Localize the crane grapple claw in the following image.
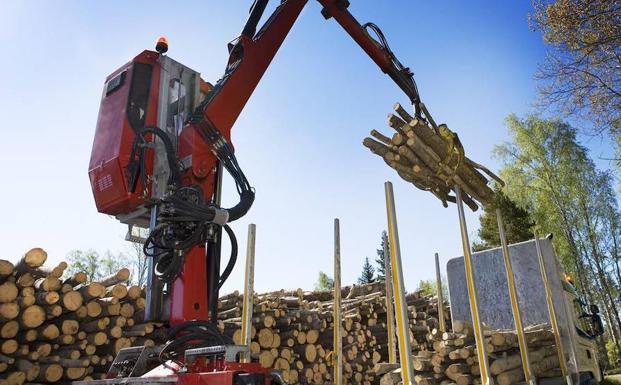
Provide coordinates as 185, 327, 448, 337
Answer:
363, 103, 503, 211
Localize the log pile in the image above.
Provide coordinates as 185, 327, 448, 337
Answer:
0, 248, 558, 385
0, 248, 563, 385
362, 103, 504, 211
217, 281, 450, 385
380, 321, 562, 385
0, 248, 450, 385
0, 249, 163, 385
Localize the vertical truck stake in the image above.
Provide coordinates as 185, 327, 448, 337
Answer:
535, 232, 574, 385
383, 231, 397, 364
455, 185, 493, 385
333, 219, 343, 385
435, 252, 446, 333
496, 210, 534, 385
384, 181, 414, 385
241, 223, 256, 363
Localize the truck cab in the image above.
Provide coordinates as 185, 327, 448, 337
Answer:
446, 238, 602, 385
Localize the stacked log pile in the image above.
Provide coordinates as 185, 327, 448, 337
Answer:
1, 248, 562, 385
381, 321, 561, 385
217, 282, 450, 385
0, 248, 449, 385
0, 248, 163, 385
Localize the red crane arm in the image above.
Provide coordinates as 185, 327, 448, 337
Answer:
198, 0, 422, 140
177, 0, 424, 325
316, 0, 421, 107
199, 0, 308, 139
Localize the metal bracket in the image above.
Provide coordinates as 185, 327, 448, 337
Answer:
108, 345, 162, 378
184, 345, 249, 363
125, 224, 148, 244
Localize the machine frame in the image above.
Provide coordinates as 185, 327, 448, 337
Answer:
88, 1, 430, 383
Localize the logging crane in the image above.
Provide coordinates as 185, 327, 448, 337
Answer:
86, 1, 429, 384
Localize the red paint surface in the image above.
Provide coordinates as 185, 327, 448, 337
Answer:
169, 245, 209, 324
91, 0, 409, 330
89, 51, 161, 215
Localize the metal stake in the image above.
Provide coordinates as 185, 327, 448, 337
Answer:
145, 206, 163, 321
496, 209, 534, 385
435, 253, 446, 333
333, 219, 343, 385
454, 185, 492, 385
384, 182, 414, 385
240, 223, 256, 363
534, 231, 573, 385
383, 231, 397, 364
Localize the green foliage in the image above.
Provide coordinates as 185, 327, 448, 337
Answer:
495, 114, 621, 362
65, 249, 129, 283
375, 231, 388, 281
314, 271, 334, 292
66, 249, 99, 282
472, 186, 534, 252
416, 279, 448, 298
101, 251, 126, 277
358, 256, 375, 284
417, 280, 435, 297
607, 339, 619, 369
601, 378, 621, 385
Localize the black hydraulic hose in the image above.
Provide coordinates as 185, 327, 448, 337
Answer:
140, 126, 182, 187
138, 119, 253, 285
362, 22, 422, 114
140, 123, 253, 223
166, 319, 228, 340
218, 224, 238, 290
242, 0, 269, 38
226, 190, 255, 222
160, 320, 233, 362
207, 233, 221, 325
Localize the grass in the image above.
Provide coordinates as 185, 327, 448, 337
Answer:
602, 377, 621, 385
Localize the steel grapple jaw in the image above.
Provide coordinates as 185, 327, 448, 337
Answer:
363, 103, 504, 211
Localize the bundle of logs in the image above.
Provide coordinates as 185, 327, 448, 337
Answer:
379, 321, 561, 385
362, 103, 504, 211
0, 248, 164, 385
216, 281, 450, 385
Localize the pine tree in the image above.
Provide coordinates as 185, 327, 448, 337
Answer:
375, 231, 389, 281
472, 185, 534, 251
358, 257, 375, 284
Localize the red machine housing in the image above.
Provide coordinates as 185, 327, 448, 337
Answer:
89, 50, 219, 325
89, 50, 161, 216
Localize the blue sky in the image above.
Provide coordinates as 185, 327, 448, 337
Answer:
0, 1, 616, 293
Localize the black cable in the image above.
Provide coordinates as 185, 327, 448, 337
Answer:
128, 126, 182, 191
186, 115, 256, 221
159, 320, 233, 363
362, 22, 422, 115
218, 224, 237, 290
127, 116, 255, 285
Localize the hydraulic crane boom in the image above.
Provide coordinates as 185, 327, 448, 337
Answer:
179, 0, 426, 327
200, 0, 422, 141
88, 1, 428, 382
